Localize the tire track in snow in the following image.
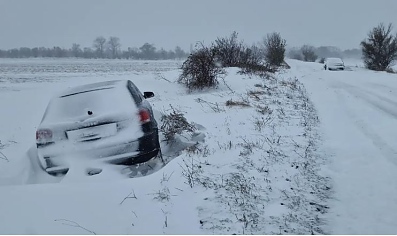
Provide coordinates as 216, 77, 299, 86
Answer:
333, 80, 397, 119
333, 84, 397, 167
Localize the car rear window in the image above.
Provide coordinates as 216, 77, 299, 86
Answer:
327, 58, 343, 63
43, 86, 136, 122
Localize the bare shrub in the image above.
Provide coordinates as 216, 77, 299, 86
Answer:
301, 45, 318, 62
195, 98, 225, 113
361, 23, 397, 71
151, 187, 171, 202
178, 43, 225, 91
180, 158, 203, 188
213, 32, 271, 74
253, 115, 273, 132
0, 141, 8, 162
160, 106, 196, 144
186, 143, 211, 157
237, 45, 267, 70
255, 104, 273, 115
238, 137, 265, 157
263, 32, 287, 67
213, 31, 244, 67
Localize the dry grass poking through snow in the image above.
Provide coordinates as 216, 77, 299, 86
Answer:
0, 141, 9, 162
172, 71, 330, 234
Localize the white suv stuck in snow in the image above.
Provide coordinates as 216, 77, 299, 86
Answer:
35, 80, 162, 175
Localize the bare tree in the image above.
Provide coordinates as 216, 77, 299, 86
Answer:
139, 43, 157, 60
175, 46, 186, 59
71, 43, 82, 57
107, 36, 121, 59
361, 23, 397, 71
301, 45, 318, 62
83, 47, 95, 58
263, 32, 287, 67
93, 36, 106, 58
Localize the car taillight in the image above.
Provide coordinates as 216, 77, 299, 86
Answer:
36, 129, 53, 141
139, 109, 151, 124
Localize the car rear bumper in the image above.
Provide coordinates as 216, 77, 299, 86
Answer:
38, 130, 160, 174
327, 65, 345, 70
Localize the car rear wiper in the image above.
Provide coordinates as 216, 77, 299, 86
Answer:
60, 87, 114, 98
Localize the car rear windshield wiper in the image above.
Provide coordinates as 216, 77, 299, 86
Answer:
60, 87, 114, 98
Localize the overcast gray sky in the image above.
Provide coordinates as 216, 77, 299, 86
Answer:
0, 0, 396, 50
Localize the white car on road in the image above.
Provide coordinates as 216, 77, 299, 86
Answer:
324, 58, 345, 70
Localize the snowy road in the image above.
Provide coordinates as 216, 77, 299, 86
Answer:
293, 62, 397, 234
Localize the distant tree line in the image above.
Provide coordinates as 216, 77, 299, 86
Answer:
287, 46, 362, 62
0, 36, 189, 60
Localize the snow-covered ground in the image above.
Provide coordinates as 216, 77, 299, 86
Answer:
0, 58, 396, 234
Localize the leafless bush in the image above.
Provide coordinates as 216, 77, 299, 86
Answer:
212, 31, 244, 67
212, 32, 264, 68
213, 32, 274, 75
195, 98, 225, 112
151, 187, 171, 202
178, 43, 225, 91
180, 158, 203, 188
253, 115, 273, 132
0, 141, 8, 162
186, 143, 211, 157
238, 137, 265, 157
301, 45, 318, 62
217, 140, 234, 151
255, 104, 273, 115
244, 44, 263, 62
160, 106, 196, 144
263, 32, 287, 67
361, 23, 397, 71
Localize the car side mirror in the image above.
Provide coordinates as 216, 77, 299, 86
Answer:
143, 91, 155, 99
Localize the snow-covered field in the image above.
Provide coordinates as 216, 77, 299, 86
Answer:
0, 58, 396, 234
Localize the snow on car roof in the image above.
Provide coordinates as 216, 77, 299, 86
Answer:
326, 57, 343, 62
